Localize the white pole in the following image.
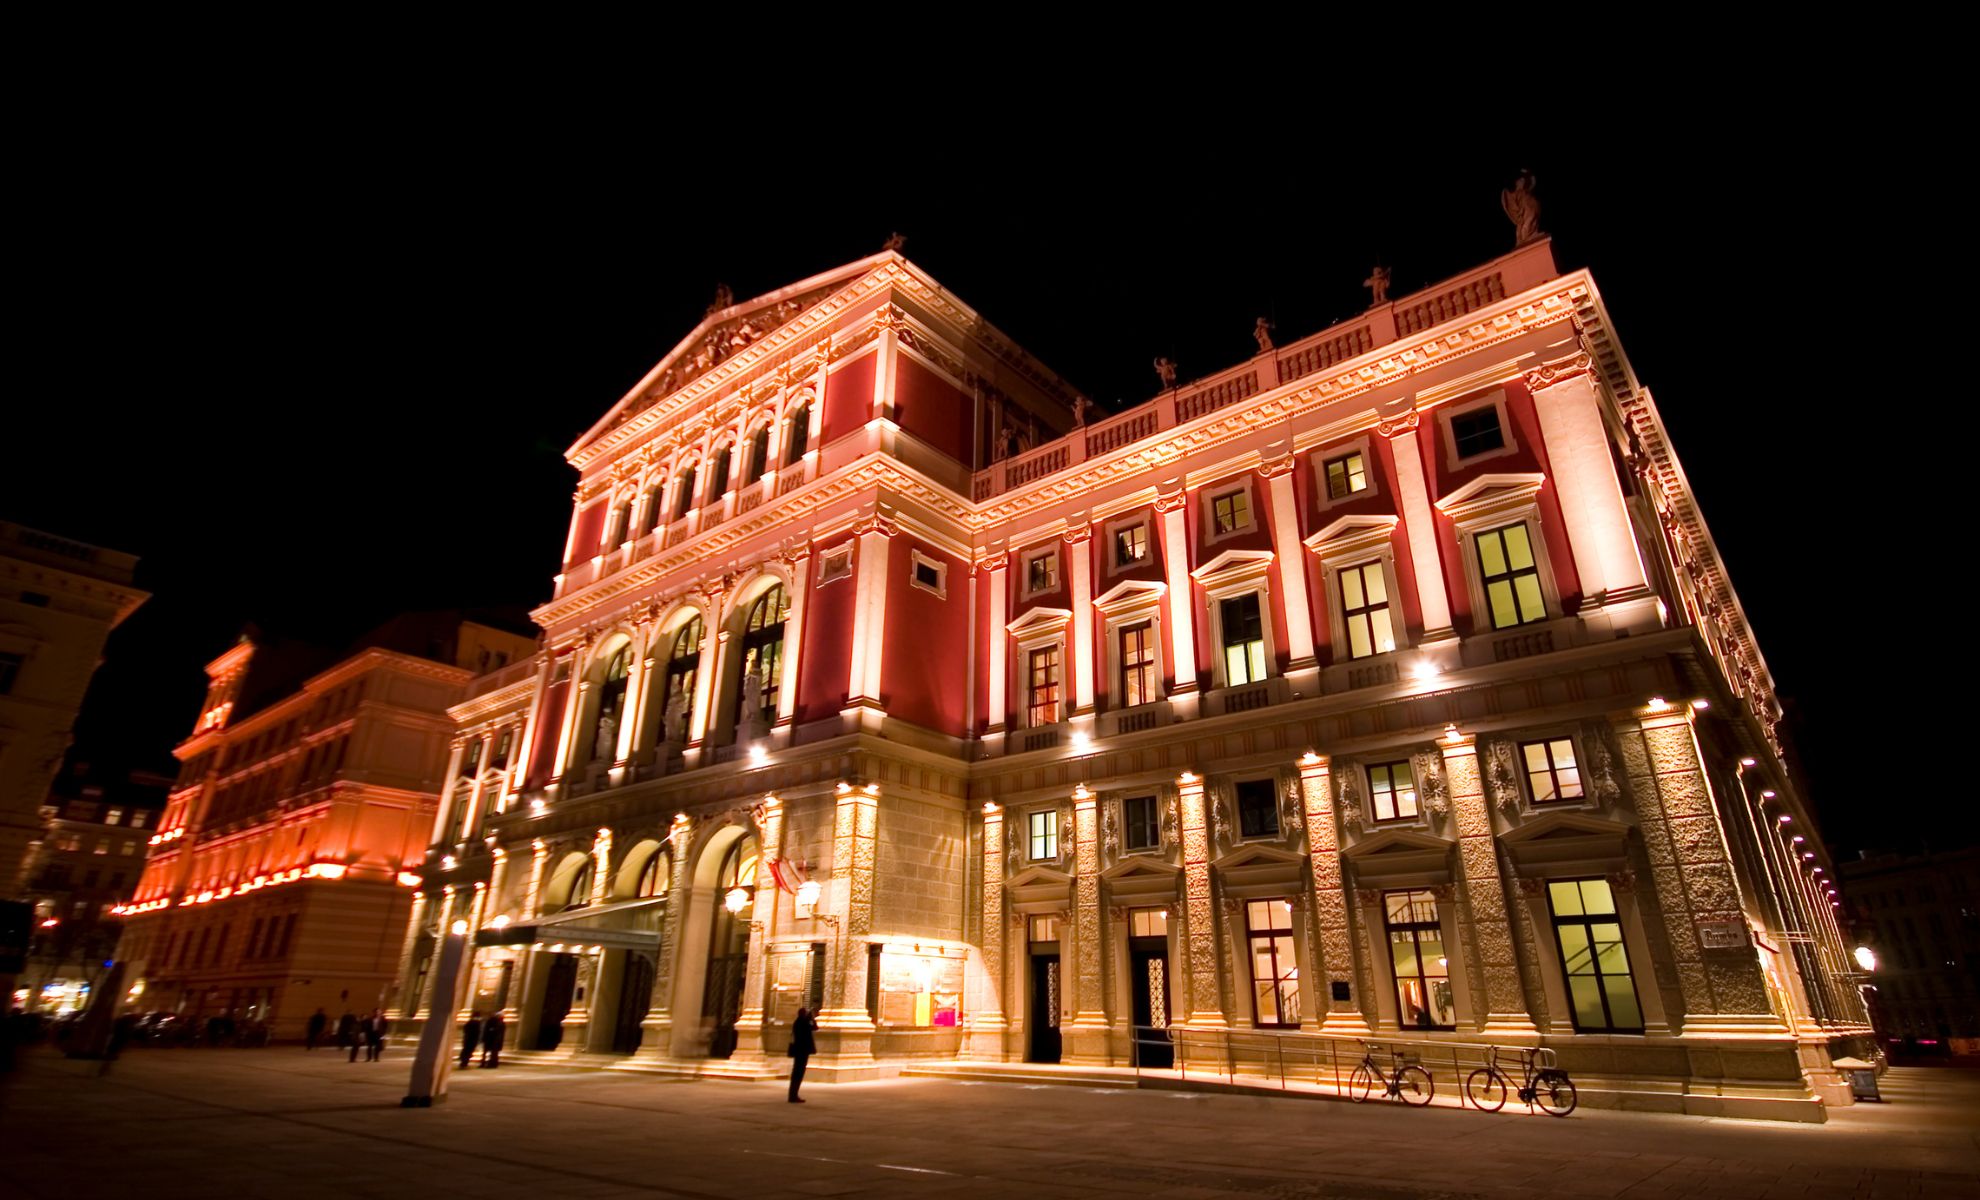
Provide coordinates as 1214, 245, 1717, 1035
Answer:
402, 924, 468, 1107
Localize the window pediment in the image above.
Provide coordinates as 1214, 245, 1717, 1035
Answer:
1434, 472, 1547, 526
1212, 842, 1304, 896
1190, 548, 1275, 593
1340, 828, 1454, 885
1006, 606, 1072, 645
1500, 810, 1631, 873
1092, 579, 1167, 615
1304, 514, 1400, 564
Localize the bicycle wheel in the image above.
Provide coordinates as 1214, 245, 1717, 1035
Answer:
1535, 1072, 1577, 1116
1395, 1064, 1435, 1106
1347, 1062, 1376, 1103
1464, 1067, 1508, 1112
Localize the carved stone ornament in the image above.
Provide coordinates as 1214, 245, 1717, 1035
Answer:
1005, 818, 1024, 877
1101, 802, 1120, 864
1581, 721, 1624, 804
1336, 770, 1365, 834
1486, 740, 1523, 815
1281, 779, 1305, 837
1414, 752, 1449, 820
1209, 785, 1234, 852
1353, 888, 1383, 906
1160, 795, 1180, 850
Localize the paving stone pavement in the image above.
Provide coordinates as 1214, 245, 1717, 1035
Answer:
1, 1048, 1975, 1199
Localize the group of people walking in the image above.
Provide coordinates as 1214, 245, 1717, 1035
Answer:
301, 1008, 389, 1061
456, 1011, 505, 1069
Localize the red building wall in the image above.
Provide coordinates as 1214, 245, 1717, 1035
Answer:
796, 534, 857, 725
880, 539, 969, 736
822, 354, 876, 447
893, 355, 973, 466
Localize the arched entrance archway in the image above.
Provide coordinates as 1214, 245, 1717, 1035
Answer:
702, 834, 760, 1059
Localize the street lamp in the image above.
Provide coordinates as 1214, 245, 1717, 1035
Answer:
1853, 945, 1878, 972
724, 886, 751, 915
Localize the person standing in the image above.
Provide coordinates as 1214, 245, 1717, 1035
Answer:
364, 1010, 387, 1062
480, 1012, 505, 1068
459, 1010, 484, 1069
787, 1007, 817, 1103
337, 1010, 358, 1061
305, 1009, 327, 1051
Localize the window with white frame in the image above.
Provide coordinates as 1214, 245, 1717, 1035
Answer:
1123, 795, 1159, 851
1220, 593, 1266, 685
1476, 523, 1546, 629
1027, 645, 1062, 727
1210, 486, 1253, 538
1368, 760, 1418, 822
1112, 520, 1149, 569
1119, 622, 1157, 707
1338, 561, 1396, 659
817, 544, 853, 586
1028, 809, 1059, 860
1522, 738, 1583, 803
1450, 407, 1505, 459
1324, 452, 1368, 500
1024, 548, 1060, 596
909, 549, 948, 599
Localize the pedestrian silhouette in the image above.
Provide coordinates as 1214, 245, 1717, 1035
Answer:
787, 1007, 817, 1102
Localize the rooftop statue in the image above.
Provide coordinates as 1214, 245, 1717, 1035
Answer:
1501, 170, 1542, 246
1363, 264, 1391, 306
1153, 357, 1178, 389
883, 231, 907, 252
1253, 318, 1274, 353
707, 284, 734, 315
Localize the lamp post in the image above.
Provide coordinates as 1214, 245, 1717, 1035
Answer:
403, 920, 469, 1107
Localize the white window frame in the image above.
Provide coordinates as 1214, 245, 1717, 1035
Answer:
1007, 607, 1073, 730
1104, 513, 1153, 577
1019, 545, 1061, 600
1517, 732, 1590, 808
1438, 389, 1521, 470
1093, 579, 1168, 712
1434, 474, 1564, 633
1202, 479, 1259, 545
1312, 435, 1381, 514
1190, 550, 1277, 690
1305, 515, 1409, 665
908, 548, 948, 600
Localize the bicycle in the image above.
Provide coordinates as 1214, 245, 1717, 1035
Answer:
1347, 1043, 1434, 1106
1464, 1046, 1577, 1116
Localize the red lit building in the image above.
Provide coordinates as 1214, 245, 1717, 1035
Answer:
395, 236, 1868, 1119
120, 616, 534, 1035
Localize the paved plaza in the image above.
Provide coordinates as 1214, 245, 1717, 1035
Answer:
2, 1049, 1975, 1199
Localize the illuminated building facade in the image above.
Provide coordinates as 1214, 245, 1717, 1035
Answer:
120, 616, 535, 1034
1838, 846, 1980, 1045
395, 239, 1868, 1119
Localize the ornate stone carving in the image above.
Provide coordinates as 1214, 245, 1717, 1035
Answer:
1485, 740, 1523, 815
1414, 751, 1449, 821
1363, 265, 1391, 306
1501, 170, 1542, 246
1580, 721, 1624, 804
1153, 357, 1178, 389
1280, 779, 1304, 837
1101, 801, 1120, 864
1335, 768, 1364, 835
1252, 318, 1274, 353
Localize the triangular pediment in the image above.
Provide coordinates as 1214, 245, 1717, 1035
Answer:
1092, 578, 1167, 614
1005, 864, 1073, 889
1500, 810, 1631, 844
1007, 606, 1073, 639
1101, 855, 1182, 882
1305, 513, 1399, 563
1500, 809, 1631, 873
1212, 843, 1305, 871
1434, 472, 1547, 523
1342, 828, 1452, 860
1190, 548, 1275, 589
1341, 828, 1454, 885
1214, 841, 1306, 896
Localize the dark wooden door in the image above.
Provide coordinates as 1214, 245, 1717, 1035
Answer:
704, 953, 746, 1059
1129, 945, 1173, 1068
1027, 954, 1061, 1064
612, 954, 655, 1055
534, 953, 578, 1050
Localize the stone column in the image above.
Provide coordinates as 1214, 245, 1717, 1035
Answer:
1064, 786, 1109, 1062
511, 658, 553, 809
844, 515, 895, 733
817, 782, 879, 1066
613, 620, 654, 772
1066, 524, 1097, 717
1620, 704, 1783, 1034
1262, 456, 1318, 689
1175, 772, 1225, 1028
525, 840, 549, 918
455, 882, 488, 1021
635, 812, 693, 1060
486, 849, 510, 923
1381, 415, 1457, 645
431, 740, 467, 845
1442, 733, 1536, 1034
731, 796, 783, 1063
417, 886, 458, 1016
687, 584, 725, 752
1298, 754, 1370, 1034
549, 667, 592, 794
968, 803, 1008, 1058
774, 548, 812, 731
387, 891, 429, 1020
984, 552, 1009, 741
1156, 487, 1199, 717
1523, 357, 1654, 625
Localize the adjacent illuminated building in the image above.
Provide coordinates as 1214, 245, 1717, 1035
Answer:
394, 239, 1869, 1119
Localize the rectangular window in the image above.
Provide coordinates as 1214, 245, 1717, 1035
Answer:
673, 469, 697, 519
1027, 646, 1062, 728
1547, 878, 1643, 1033
1026, 551, 1059, 593
1220, 593, 1266, 685
491, 729, 514, 770
1212, 489, 1250, 535
1028, 914, 1061, 943
1451, 407, 1506, 459
1522, 739, 1583, 803
1368, 760, 1418, 822
120, 840, 137, 856
106, 808, 125, 826
1476, 523, 1546, 629
913, 560, 942, 592
461, 738, 483, 776
817, 545, 853, 585
1325, 452, 1368, 499
1385, 890, 1455, 1029
1246, 899, 1300, 1027
1123, 796, 1159, 851
1129, 908, 1169, 938
1119, 622, 1156, 708
1027, 810, 1059, 861
130, 811, 148, 830
1113, 523, 1148, 567
1236, 778, 1279, 839
1339, 562, 1395, 659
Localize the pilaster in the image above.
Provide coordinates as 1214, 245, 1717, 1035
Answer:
731, 795, 783, 1063
984, 552, 1009, 743
816, 782, 879, 1067
387, 891, 429, 1020
1066, 524, 1097, 717
1175, 772, 1224, 1028
774, 549, 812, 730
1298, 754, 1369, 1034
1064, 785, 1109, 1062
635, 812, 693, 1060
968, 803, 1009, 1058
1442, 733, 1536, 1034
1156, 487, 1199, 718
844, 516, 895, 732
1381, 415, 1457, 645
416, 886, 457, 1017
1262, 456, 1319, 691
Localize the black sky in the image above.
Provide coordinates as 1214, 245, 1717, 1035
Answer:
7, 101, 1960, 860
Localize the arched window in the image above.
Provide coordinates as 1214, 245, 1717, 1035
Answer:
743, 426, 770, 485
736, 586, 789, 729
785, 402, 810, 464
564, 859, 595, 911
637, 484, 663, 537
608, 500, 632, 547
673, 467, 697, 519
706, 447, 732, 505
661, 617, 703, 744
591, 647, 630, 763
636, 848, 671, 898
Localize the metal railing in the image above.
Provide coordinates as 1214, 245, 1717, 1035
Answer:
1132, 1025, 1560, 1111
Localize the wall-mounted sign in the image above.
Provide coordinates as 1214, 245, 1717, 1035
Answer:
1697, 920, 1749, 951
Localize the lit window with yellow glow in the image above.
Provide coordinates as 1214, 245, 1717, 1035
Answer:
1325, 452, 1367, 500
1522, 738, 1582, 803
1369, 760, 1417, 822
1477, 523, 1546, 629
1339, 562, 1395, 659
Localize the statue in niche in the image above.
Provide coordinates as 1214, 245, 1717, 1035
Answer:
995, 425, 1019, 462
1153, 357, 1178, 389
662, 689, 690, 748
1501, 170, 1542, 246
593, 712, 618, 763
1363, 265, 1391, 306
1253, 318, 1274, 353
738, 672, 767, 742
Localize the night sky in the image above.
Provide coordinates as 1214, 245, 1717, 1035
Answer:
7, 122, 1953, 861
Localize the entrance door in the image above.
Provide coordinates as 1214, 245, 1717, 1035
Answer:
534, 953, 578, 1050
1027, 954, 1062, 1063
1129, 946, 1173, 1068
704, 952, 746, 1058
613, 953, 655, 1055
